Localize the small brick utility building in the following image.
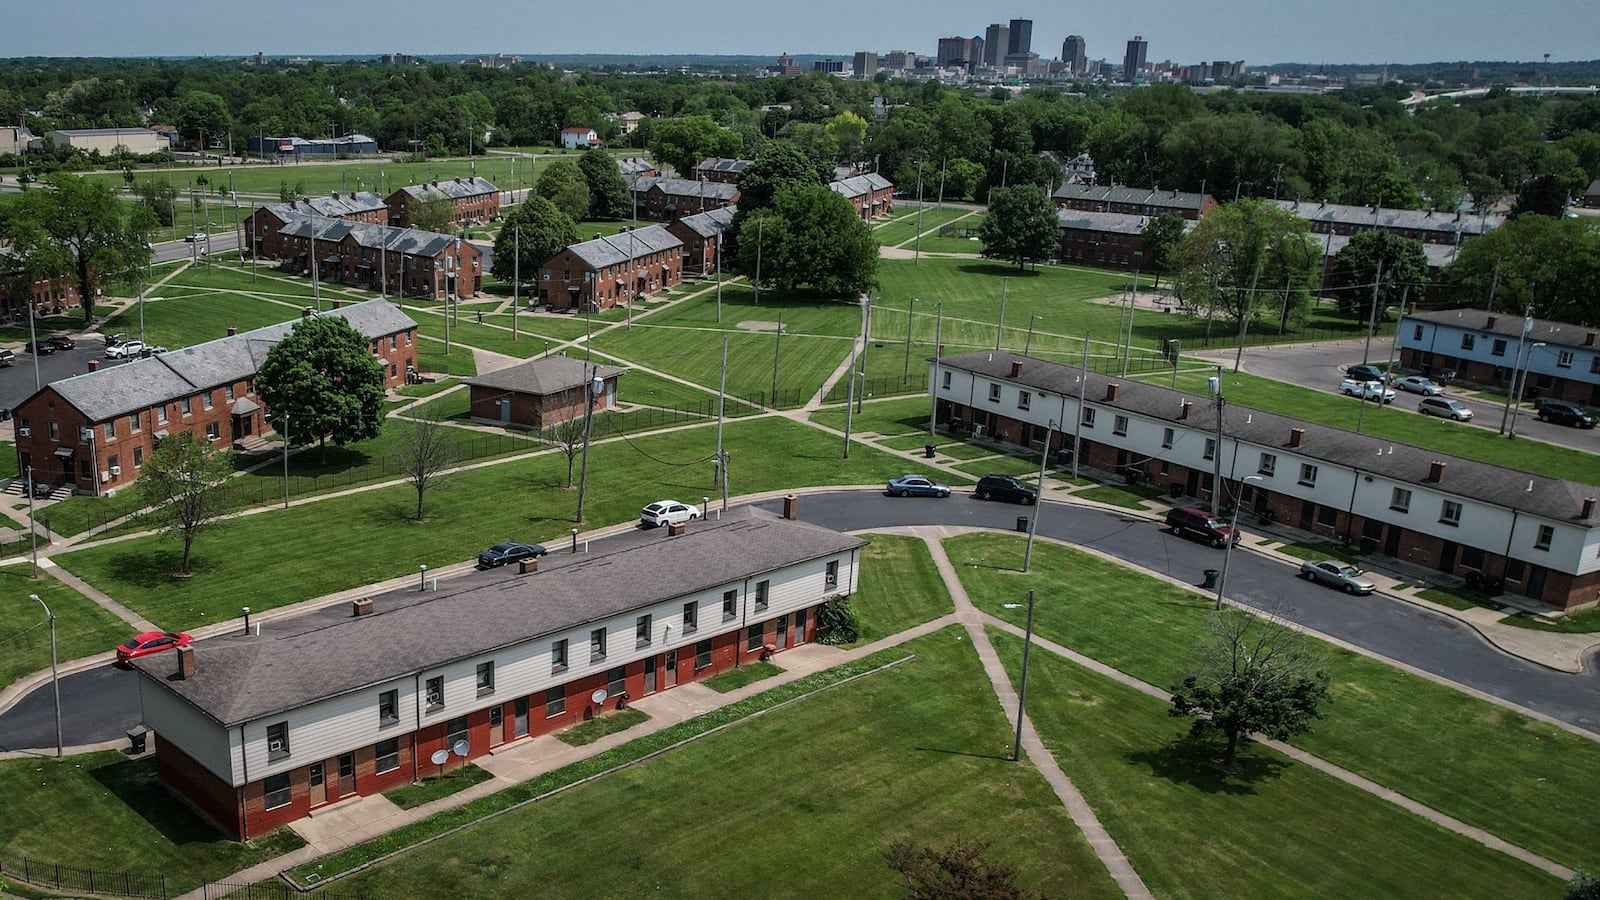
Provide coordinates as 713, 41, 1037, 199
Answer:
464, 356, 626, 428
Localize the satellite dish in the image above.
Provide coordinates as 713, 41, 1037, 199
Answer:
590, 689, 608, 705
452, 739, 470, 758
429, 749, 449, 766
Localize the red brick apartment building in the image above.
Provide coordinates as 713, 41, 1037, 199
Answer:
538, 225, 683, 312
691, 157, 753, 184
464, 356, 626, 428
273, 218, 481, 300
12, 301, 417, 495
133, 502, 864, 839
0, 247, 82, 318
385, 177, 500, 229
1052, 183, 1217, 221
665, 207, 736, 277
828, 173, 895, 220
629, 177, 738, 221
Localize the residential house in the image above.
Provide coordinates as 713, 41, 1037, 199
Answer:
932, 351, 1600, 610
610, 111, 647, 134
12, 301, 417, 495
44, 127, 163, 156
692, 158, 753, 184
560, 127, 599, 150
1056, 209, 1191, 271
385, 178, 500, 229
273, 218, 481, 300
1052, 183, 1217, 221
1397, 308, 1600, 404
465, 356, 627, 428
1272, 199, 1503, 246
617, 157, 657, 181
629, 178, 738, 221
666, 207, 737, 277
538, 225, 683, 312
829, 173, 895, 220
1584, 180, 1600, 209
132, 501, 864, 839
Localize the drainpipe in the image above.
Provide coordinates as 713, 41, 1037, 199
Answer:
239, 724, 250, 841
1341, 469, 1362, 545
738, 577, 750, 668
412, 673, 423, 784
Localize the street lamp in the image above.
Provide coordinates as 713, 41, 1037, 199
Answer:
29, 593, 62, 758
1507, 342, 1547, 440
1214, 474, 1264, 610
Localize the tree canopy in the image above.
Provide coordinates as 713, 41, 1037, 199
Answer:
255, 315, 387, 458
1177, 199, 1320, 326
134, 432, 234, 576
409, 195, 457, 234
978, 185, 1060, 270
535, 158, 591, 222
490, 195, 580, 285
648, 114, 743, 177
1441, 214, 1600, 324
1141, 212, 1188, 289
1326, 230, 1431, 317
577, 147, 631, 220
736, 186, 877, 297
0, 173, 154, 323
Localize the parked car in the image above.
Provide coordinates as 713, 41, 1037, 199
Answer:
25, 340, 56, 356
147, 345, 170, 355
477, 542, 547, 569
1164, 506, 1240, 547
184, 232, 209, 243
105, 340, 145, 359
1534, 398, 1599, 429
45, 336, 75, 351
1339, 378, 1396, 404
975, 473, 1038, 505
0, 349, 14, 367
1418, 397, 1474, 421
102, 333, 126, 348
116, 630, 194, 664
1394, 376, 1443, 396
1345, 364, 1389, 383
887, 474, 951, 498
1298, 560, 1377, 595
640, 499, 702, 528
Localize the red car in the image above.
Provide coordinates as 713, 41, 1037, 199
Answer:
116, 631, 194, 664
46, 336, 75, 351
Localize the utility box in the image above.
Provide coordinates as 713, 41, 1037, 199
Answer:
127, 725, 149, 754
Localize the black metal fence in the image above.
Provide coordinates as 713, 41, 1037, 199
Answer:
822, 373, 931, 404
198, 879, 377, 900
0, 854, 166, 899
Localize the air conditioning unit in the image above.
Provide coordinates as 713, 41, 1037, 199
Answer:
100, 471, 110, 483
109, 465, 121, 476
79, 427, 93, 441
207, 433, 220, 443
268, 739, 284, 753
17, 427, 29, 437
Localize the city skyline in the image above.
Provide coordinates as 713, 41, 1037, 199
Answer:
4, 0, 1595, 65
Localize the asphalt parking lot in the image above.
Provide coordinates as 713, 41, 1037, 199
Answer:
0, 338, 121, 413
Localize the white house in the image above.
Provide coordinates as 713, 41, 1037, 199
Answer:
559, 127, 599, 150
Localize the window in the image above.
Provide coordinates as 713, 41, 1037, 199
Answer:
551, 639, 568, 673
1440, 500, 1462, 526
723, 589, 738, 621
1162, 427, 1174, 449
682, 601, 698, 633
446, 716, 468, 748
747, 623, 765, 652
607, 665, 627, 696
1413, 324, 1424, 341
695, 638, 714, 669
590, 627, 607, 662
1460, 334, 1475, 351
1557, 350, 1574, 369
156, 405, 168, 424
378, 689, 399, 726
180, 397, 192, 415
475, 661, 495, 695
987, 383, 1001, 402
375, 738, 400, 774
1113, 415, 1128, 436
1535, 525, 1554, 550
1017, 391, 1031, 411
263, 773, 292, 810
1299, 463, 1318, 487
266, 722, 290, 760
1081, 408, 1096, 428
103, 421, 115, 441
1491, 339, 1507, 357
133, 447, 143, 468
1390, 488, 1412, 512
1258, 453, 1276, 476
48, 421, 58, 440
128, 414, 140, 433
202, 392, 213, 410
1203, 438, 1216, 461
941, 370, 952, 389
1591, 358, 1600, 376
225, 384, 235, 401
390, 335, 398, 350
206, 421, 221, 441
755, 580, 770, 611
545, 685, 565, 717
425, 675, 444, 710
825, 560, 839, 588
636, 614, 653, 648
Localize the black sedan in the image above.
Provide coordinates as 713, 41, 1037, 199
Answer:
24, 340, 56, 356
477, 542, 547, 568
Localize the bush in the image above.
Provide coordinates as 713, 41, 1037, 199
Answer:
815, 594, 859, 645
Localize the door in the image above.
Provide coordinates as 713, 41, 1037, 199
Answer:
309, 762, 327, 807
1383, 524, 1401, 557
489, 706, 504, 746
665, 650, 679, 688
338, 753, 356, 795
500, 399, 511, 424
643, 656, 657, 694
776, 614, 789, 650
1526, 565, 1548, 602
793, 608, 808, 645
1185, 470, 1200, 498
514, 697, 529, 738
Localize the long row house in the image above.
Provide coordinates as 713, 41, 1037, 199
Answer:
245, 201, 481, 300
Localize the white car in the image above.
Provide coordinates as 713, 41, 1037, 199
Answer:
184, 232, 209, 243
641, 500, 701, 528
105, 340, 146, 359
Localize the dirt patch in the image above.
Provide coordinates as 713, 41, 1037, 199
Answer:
737, 320, 783, 332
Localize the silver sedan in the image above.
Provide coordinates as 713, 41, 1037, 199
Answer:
1298, 560, 1377, 594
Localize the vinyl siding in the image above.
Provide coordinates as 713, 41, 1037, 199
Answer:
138, 674, 236, 784
242, 677, 414, 781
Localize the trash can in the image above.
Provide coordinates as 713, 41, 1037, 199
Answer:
924, 443, 936, 459
1016, 516, 1029, 533
127, 725, 149, 754
1202, 569, 1220, 589
0, 407, 11, 421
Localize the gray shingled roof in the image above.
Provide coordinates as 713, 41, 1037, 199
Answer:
395, 177, 499, 202
829, 173, 894, 199
675, 207, 737, 238
566, 225, 682, 269
304, 192, 386, 218
630, 177, 739, 202
1318, 232, 1459, 268
465, 355, 627, 395
616, 158, 656, 176
1271, 199, 1504, 238
1052, 183, 1213, 211
695, 157, 753, 175
1403, 308, 1600, 348
1057, 209, 1193, 236
277, 218, 459, 257
44, 301, 417, 422
938, 351, 1600, 517
134, 506, 867, 725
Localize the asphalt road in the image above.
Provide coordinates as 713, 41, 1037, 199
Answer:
4, 490, 1596, 752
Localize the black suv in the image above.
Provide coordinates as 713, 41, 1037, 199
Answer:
975, 474, 1038, 505
1534, 398, 1598, 429
1345, 364, 1388, 383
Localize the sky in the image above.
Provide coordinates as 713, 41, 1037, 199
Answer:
4, 0, 1594, 65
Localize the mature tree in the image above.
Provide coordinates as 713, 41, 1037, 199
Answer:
490, 195, 579, 286
255, 315, 386, 461
1169, 608, 1331, 771
1565, 869, 1600, 900
1511, 173, 1570, 218
168, 90, 232, 150
535, 158, 591, 222
2, 174, 154, 324
577, 147, 631, 220
824, 110, 869, 161
1326, 230, 1430, 318
409, 194, 458, 234
133, 179, 179, 227
884, 836, 1041, 900
1441, 215, 1600, 324
1177, 200, 1319, 326
392, 410, 458, 521
1141, 212, 1187, 290
978, 185, 1059, 271
648, 115, 742, 177
735, 143, 833, 214
736, 186, 877, 296
134, 433, 234, 576
938, 158, 985, 203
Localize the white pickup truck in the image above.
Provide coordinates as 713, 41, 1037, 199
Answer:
1340, 378, 1396, 403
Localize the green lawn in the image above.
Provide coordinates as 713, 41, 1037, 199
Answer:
554, 707, 651, 746
593, 324, 849, 409
384, 764, 494, 810
700, 661, 783, 692
849, 533, 954, 643
88, 157, 509, 204
0, 751, 304, 894
1072, 483, 1159, 510
1499, 606, 1600, 633
638, 281, 864, 338
94, 283, 307, 350
809, 396, 932, 437
988, 631, 1562, 898
951, 534, 1600, 870
954, 455, 1042, 479
331, 630, 1120, 899
0, 566, 133, 689
871, 206, 978, 248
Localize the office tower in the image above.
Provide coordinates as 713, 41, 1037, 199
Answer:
1007, 18, 1032, 57
1123, 35, 1148, 81
984, 23, 1008, 66
937, 37, 973, 69
852, 51, 878, 78
1062, 34, 1086, 75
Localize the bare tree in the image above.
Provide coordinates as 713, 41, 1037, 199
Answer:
1169, 607, 1330, 771
134, 433, 234, 575
393, 411, 458, 520
547, 414, 587, 488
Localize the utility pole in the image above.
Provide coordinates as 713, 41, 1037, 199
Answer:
843, 341, 859, 459
753, 216, 763, 306
1023, 422, 1054, 572
281, 413, 291, 508
715, 233, 723, 324
902, 298, 917, 382
715, 337, 727, 488
1072, 335, 1088, 480
929, 302, 942, 438
576, 362, 596, 523
1232, 258, 1262, 373
771, 312, 783, 405
856, 297, 872, 414
914, 157, 924, 265
996, 278, 1008, 350
1360, 262, 1382, 366
1500, 305, 1534, 434
29, 594, 61, 759
512, 226, 520, 341
1211, 365, 1225, 515
1010, 589, 1035, 763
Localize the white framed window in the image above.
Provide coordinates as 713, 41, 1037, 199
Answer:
682, 601, 698, 633
1162, 427, 1174, 449
942, 370, 952, 389
1535, 524, 1553, 550
590, 627, 607, 661
1390, 488, 1411, 512
826, 559, 839, 587
988, 383, 1001, 402
1299, 463, 1318, 486
1203, 438, 1216, 460
476, 661, 495, 695
1557, 350, 1574, 369
1440, 500, 1462, 526
1491, 339, 1506, 357
375, 738, 400, 773
551, 639, 568, 673
378, 689, 399, 726
1460, 334, 1475, 351
1113, 415, 1128, 436
1018, 391, 1031, 411
1258, 453, 1276, 476
1081, 407, 1096, 428
266, 722, 290, 760
636, 614, 653, 648
723, 589, 738, 621
755, 580, 770, 611
425, 675, 444, 710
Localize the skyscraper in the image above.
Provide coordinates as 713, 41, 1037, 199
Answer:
852, 51, 878, 78
937, 36, 974, 69
1123, 35, 1148, 82
1062, 35, 1086, 76
983, 23, 1008, 67
1007, 18, 1032, 57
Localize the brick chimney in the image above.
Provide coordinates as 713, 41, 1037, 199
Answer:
332, 191, 340, 200
332, 300, 342, 310
1486, 315, 1497, 329
519, 557, 539, 574
667, 521, 686, 536
1587, 332, 1597, 348
176, 645, 196, 679
1428, 460, 1447, 482
140, 348, 152, 359
352, 597, 373, 616
1583, 498, 1596, 519
226, 326, 238, 337
1179, 399, 1192, 420
1289, 427, 1305, 447
783, 494, 798, 520
1009, 360, 1023, 378
1105, 383, 1119, 401
88, 359, 100, 372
